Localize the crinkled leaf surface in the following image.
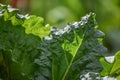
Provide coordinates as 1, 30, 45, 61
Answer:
0, 4, 107, 80
23, 15, 50, 39
43, 13, 107, 80
0, 4, 51, 80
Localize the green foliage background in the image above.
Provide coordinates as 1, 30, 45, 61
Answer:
1, 0, 120, 54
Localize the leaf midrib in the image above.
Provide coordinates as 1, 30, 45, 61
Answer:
61, 32, 86, 80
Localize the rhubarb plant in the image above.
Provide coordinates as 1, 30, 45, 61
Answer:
0, 4, 119, 80
45, 12, 107, 80
0, 4, 50, 80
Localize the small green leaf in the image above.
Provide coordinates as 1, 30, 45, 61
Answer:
110, 51, 120, 76
100, 51, 120, 78
100, 57, 113, 76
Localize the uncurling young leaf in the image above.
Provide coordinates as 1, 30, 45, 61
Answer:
23, 15, 50, 39
43, 12, 107, 80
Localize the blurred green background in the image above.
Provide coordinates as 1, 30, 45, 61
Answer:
1, 0, 120, 54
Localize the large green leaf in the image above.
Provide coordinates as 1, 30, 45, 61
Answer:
43, 13, 107, 80
0, 4, 51, 80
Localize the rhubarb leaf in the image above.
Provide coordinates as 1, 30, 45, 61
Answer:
44, 13, 107, 80
0, 4, 51, 80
